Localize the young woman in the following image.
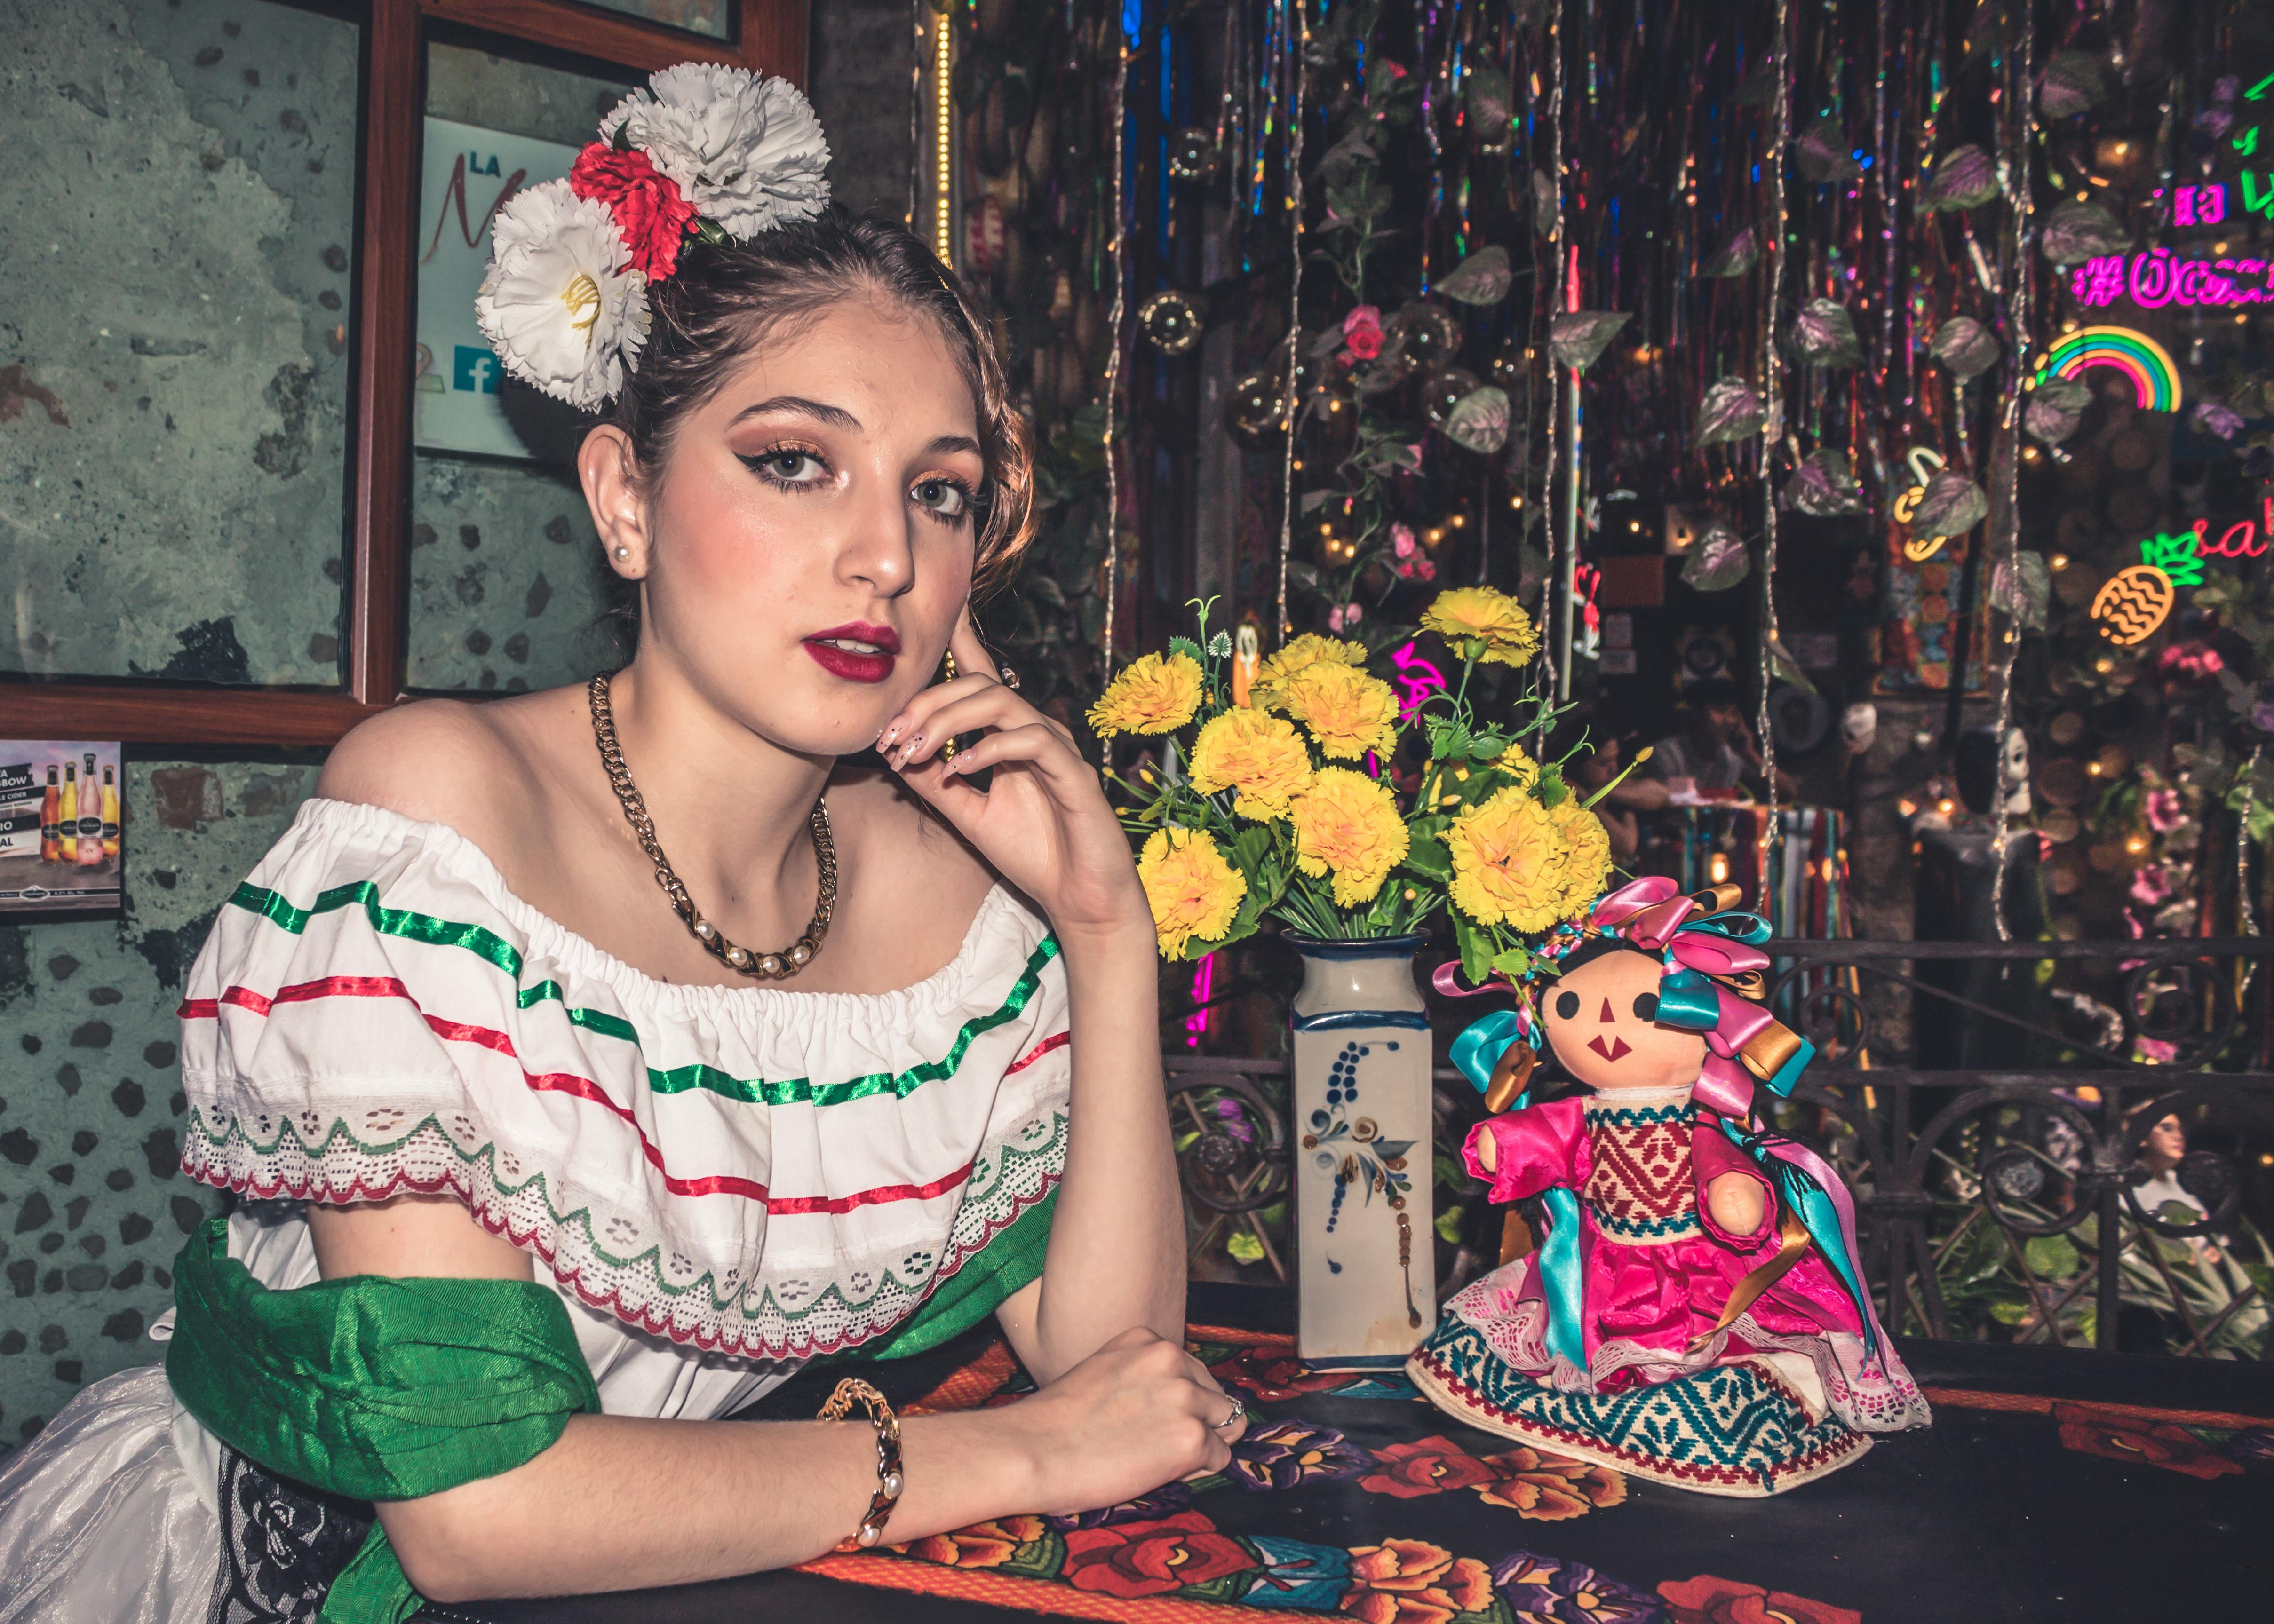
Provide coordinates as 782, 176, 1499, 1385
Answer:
0, 67, 1239, 1620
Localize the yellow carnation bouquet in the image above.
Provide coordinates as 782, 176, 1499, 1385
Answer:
1094, 589, 1628, 983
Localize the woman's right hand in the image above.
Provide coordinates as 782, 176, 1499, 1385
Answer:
996, 1326, 1247, 1515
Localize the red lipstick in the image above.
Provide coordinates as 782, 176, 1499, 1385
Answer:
802, 621, 901, 684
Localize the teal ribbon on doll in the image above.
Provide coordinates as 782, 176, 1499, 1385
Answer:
1449, 1011, 1531, 1097
1451, 1015, 1590, 1375
1712, 1118, 1882, 1358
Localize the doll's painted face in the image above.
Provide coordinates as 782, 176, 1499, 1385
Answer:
1540, 946, 1708, 1093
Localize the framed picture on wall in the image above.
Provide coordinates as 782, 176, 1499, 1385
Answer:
413, 117, 582, 461
0, 740, 123, 916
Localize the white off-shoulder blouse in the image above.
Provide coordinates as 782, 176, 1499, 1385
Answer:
0, 797, 1071, 1622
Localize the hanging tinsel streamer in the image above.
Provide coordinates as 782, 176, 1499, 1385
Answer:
906, 0, 928, 232
1988, 1, 2034, 943
1274, 0, 1308, 644
2243, 745, 2266, 1002
1754, 0, 1792, 887
1100, 32, 1129, 673
1547, 0, 1574, 699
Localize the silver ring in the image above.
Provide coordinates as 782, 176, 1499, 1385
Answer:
1211, 1394, 1247, 1432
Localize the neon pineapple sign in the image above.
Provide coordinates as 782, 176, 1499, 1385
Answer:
2088, 500, 2274, 646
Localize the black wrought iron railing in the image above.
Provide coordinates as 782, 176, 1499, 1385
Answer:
1165, 935, 2274, 1359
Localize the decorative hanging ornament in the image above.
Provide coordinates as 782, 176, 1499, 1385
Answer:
1681, 523, 1751, 591
1423, 368, 1485, 432
1167, 127, 1218, 182
1466, 67, 1515, 154
1548, 310, 1632, 372
1794, 117, 1862, 183
1137, 290, 1202, 355
1989, 552, 2051, 632
1693, 378, 1767, 446
1440, 386, 1511, 455
1782, 448, 1865, 515
1702, 228, 1759, 278
2038, 200, 2130, 267
1929, 317, 2002, 382
1485, 343, 1530, 391
1228, 369, 1287, 447
2039, 50, 2109, 119
1388, 303, 1463, 372
1786, 299, 1863, 369
1909, 471, 1990, 542
1924, 146, 2001, 212
1529, 171, 1558, 238
1436, 246, 1511, 307
2024, 378, 2091, 444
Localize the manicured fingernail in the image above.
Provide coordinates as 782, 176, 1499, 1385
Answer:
908, 734, 924, 748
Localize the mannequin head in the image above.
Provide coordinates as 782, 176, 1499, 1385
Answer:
1538, 939, 1709, 1093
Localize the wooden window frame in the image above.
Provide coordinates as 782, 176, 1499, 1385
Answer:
4, 0, 806, 747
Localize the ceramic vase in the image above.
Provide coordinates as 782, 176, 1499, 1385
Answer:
1287, 933, 1437, 1364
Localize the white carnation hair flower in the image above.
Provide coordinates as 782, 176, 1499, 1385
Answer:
600, 62, 831, 239
474, 180, 651, 411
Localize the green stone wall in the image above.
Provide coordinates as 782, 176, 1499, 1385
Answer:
0, 759, 318, 1451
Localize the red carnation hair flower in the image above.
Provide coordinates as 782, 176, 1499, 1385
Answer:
569, 143, 699, 281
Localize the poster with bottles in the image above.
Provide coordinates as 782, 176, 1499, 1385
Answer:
0, 741, 123, 915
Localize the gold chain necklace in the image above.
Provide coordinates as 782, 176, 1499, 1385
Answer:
588, 672, 837, 979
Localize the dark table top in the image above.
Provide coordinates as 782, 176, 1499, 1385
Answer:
445, 1283, 2274, 1624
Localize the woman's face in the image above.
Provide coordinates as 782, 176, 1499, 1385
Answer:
1541, 947, 1708, 1093
595, 295, 986, 755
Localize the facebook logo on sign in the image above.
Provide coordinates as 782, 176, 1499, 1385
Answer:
452, 345, 500, 394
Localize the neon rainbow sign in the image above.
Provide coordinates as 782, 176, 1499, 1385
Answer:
2036, 325, 2181, 413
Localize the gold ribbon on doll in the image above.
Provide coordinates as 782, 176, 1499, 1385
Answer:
1686, 1211, 1813, 1353
1735, 1020, 1807, 1088
1482, 1041, 1536, 1115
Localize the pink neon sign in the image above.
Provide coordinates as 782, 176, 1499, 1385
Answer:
1390, 641, 1448, 721
2193, 500, 2274, 561
2172, 184, 2227, 226
2072, 249, 2274, 309
1184, 952, 1215, 1049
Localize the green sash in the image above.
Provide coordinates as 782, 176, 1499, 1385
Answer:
167, 1192, 1057, 1620
167, 1220, 602, 1624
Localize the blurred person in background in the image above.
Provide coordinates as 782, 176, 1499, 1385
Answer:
1639, 679, 1796, 803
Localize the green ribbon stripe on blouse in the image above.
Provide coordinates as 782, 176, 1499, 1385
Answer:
224, 879, 1063, 1110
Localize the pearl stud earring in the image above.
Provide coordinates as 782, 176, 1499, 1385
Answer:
614, 546, 630, 559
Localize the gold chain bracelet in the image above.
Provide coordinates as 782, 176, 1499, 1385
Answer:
819, 1378, 904, 1549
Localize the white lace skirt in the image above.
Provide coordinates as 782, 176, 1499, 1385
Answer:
0, 1365, 220, 1624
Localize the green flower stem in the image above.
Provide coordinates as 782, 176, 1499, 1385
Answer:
1578, 744, 1655, 810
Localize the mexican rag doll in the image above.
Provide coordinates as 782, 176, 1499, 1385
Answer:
1407, 879, 1930, 1496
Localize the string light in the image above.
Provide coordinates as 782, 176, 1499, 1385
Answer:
1100, 27, 1129, 673
1273, 0, 1307, 645
1987, 1, 2035, 942
931, 14, 954, 265
1755, 0, 1791, 890
2242, 745, 2265, 1000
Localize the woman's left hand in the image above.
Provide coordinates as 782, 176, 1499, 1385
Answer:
878, 611, 1147, 943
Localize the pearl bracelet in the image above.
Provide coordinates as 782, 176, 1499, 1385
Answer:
819, 1378, 905, 1549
